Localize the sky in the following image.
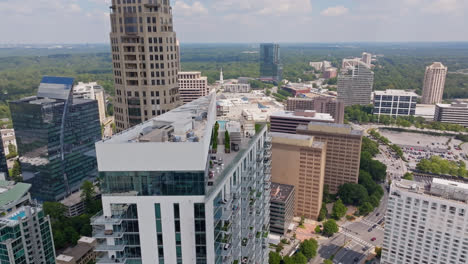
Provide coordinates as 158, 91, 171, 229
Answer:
0, 0, 467, 44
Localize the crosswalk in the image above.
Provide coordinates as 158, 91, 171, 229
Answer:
339, 230, 374, 248
360, 219, 385, 231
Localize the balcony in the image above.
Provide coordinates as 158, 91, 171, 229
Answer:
93, 229, 125, 239
95, 242, 126, 252
91, 211, 123, 225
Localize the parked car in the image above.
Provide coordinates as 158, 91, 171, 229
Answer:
371, 237, 376, 241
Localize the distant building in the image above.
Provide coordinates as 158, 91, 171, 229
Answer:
73, 82, 106, 124
362, 52, 372, 66
297, 122, 363, 193
382, 179, 468, 264
10, 76, 101, 201
286, 97, 345, 124
223, 83, 251, 93
56, 237, 97, 264
415, 104, 436, 121
270, 182, 295, 235
270, 111, 335, 134
260, 43, 282, 82
0, 180, 55, 264
309, 61, 332, 72
1, 129, 16, 156
341, 58, 362, 69
421, 62, 448, 104
373, 90, 418, 118
238, 77, 255, 84
271, 133, 326, 220
178, 71, 209, 103
60, 186, 101, 217
0, 139, 7, 180
434, 102, 468, 127
337, 62, 374, 106
323, 67, 338, 79
281, 83, 311, 97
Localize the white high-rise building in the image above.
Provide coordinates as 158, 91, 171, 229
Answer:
421, 62, 448, 104
73, 82, 107, 124
220, 68, 224, 85
373, 90, 418, 118
361, 52, 372, 66
382, 179, 468, 264
178, 71, 209, 103
91, 93, 271, 264
337, 62, 374, 106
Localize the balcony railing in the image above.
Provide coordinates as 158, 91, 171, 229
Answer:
91, 211, 123, 225
96, 256, 127, 264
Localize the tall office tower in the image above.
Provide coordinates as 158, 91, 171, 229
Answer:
219, 68, 224, 84
271, 133, 326, 219
434, 102, 468, 127
269, 182, 295, 235
0, 180, 56, 264
0, 139, 7, 180
260, 43, 282, 82
285, 97, 345, 124
270, 111, 335, 134
10, 76, 101, 201
109, 0, 182, 131
73, 82, 107, 124
178, 71, 209, 103
361, 52, 372, 66
421, 62, 448, 104
382, 179, 468, 264
337, 62, 374, 106
296, 122, 362, 193
91, 94, 271, 264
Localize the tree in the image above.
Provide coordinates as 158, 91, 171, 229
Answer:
276, 242, 284, 253
268, 251, 282, 264
314, 225, 321, 234
369, 194, 381, 208
9, 160, 22, 182
43, 202, 67, 220
322, 219, 339, 236
265, 89, 271, 96
403, 172, 414, 180
318, 203, 327, 221
337, 183, 369, 206
300, 239, 318, 260
282, 256, 295, 264
224, 130, 230, 151
359, 202, 374, 216
331, 199, 347, 220
322, 184, 332, 203
6, 144, 17, 159
299, 215, 305, 228
375, 247, 382, 258
323, 260, 333, 264
292, 252, 307, 264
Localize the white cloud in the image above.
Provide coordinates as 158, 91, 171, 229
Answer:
174, 1, 208, 16
422, 0, 464, 14
321, 5, 349, 16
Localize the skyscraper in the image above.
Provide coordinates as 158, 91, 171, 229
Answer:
0, 180, 56, 264
285, 97, 345, 124
10, 76, 101, 201
382, 179, 468, 264
361, 52, 372, 66
0, 138, 8, 180
421, 62, 447, 104
337, 62, 374, 106
109, 0, 182, 131
92, 94, 271, 264
260, 43, 282, 82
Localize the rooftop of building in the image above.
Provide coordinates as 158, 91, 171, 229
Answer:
0, 205, 40, 227
57, 237, 95, 262
102, 94, 215, 144
374, 90, 419, 97
270, 182, 294, 203
59, 186, 100, 207
12, 96, 94, 106
392, 178, 468, 204
0, 180, 31, 209
271, 110, 335, 122
297, 122, 363, 136
282, 83, 312, 90
436, 102, 468, 108
270, 132, 325, 149
217, 92, 283, 122
428, 62, 447, 69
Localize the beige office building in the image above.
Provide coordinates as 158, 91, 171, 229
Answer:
297, 122, 363, 193
421, 62, 447, 104
73, 82, 107, 124
285, 97, 345, 124
178, 71, 209, 103
271, 132, 326, 219
109, 0, 182, 131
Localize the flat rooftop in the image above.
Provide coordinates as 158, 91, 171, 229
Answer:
271, 111, 335, 122
374, 90, 418, 97
0, 180, 31, 209
297, 122, 363, 136
392, 178, 468, 204
270, 132, 325, 149
437, 103, 468, 108
270, 182, 294, 203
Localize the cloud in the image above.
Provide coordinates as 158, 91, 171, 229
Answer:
174, 1, 208, 16
321, 5, 349, 16
422, 0, 464, 15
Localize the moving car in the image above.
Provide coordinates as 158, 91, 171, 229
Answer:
371, 237, 376, 241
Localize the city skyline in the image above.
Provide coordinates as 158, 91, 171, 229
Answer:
0, 0, 468, 44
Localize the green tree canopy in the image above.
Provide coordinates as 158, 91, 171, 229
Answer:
337, 183, 369, 206
359, 202, 374, 216
331, 199, 347, 220
318, 203, 327, 222
323, 219, 339, 236
268, 251, 282, 264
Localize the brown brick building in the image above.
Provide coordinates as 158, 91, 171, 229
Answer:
285, 97, 345, 124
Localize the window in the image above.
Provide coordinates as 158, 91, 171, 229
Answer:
174, 204, 182, 263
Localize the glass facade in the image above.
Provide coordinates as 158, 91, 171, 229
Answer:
174, 204, 182, 264
260, 43, 282, 82
101, 171, 205, 196
194, 203, 207, 264
155, 204, 164, 264
0, 139, 7, 178
10, 97, 101, 201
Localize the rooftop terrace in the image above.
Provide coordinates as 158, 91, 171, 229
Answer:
392, 178, 468, 204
